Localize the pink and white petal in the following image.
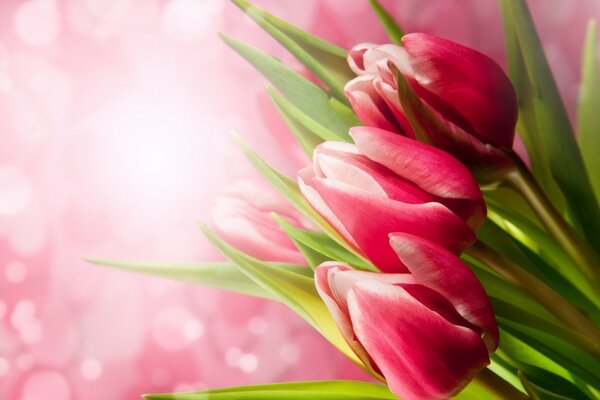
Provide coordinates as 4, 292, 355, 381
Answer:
348, 280, 490, 400
345, 75, 400, 133
311, 178, 475, 272
350, 126, 482, 203
390, 233, 499, 351
363, 44, 406, 73
314, 263, 379, 375
347, 43, 378, 74
315, 143, 437, 204
372, 78, 416, 138
298, 167, 359, 249
211, 209, 305, 264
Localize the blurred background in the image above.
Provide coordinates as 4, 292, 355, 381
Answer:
0, 0, 598, 398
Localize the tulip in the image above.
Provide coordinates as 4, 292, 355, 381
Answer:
299, 126, 485, 273
345, 33, 518, 181
211, 180, 311, 264
315, 233, 498, 400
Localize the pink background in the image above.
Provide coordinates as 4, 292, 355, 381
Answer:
0, 0, 598, 398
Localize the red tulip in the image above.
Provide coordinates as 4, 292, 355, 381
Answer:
299, 126, 484, 273
315, 233, 498, 400
345, 34, 518, 181
211, 180, 311, 264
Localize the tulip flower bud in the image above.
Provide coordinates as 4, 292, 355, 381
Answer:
299, 126, 485, 273
315, 233, 498, 400
345, 33, 518, 182
211, 180, 311, 264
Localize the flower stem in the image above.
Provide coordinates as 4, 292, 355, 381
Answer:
504, 153, 600, 294
475, 368, 528, 400
467, 239, 600, 359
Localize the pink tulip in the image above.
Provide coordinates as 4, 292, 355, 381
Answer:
315, 233, 498, 400
345, 33, 518, 180
211, 180, 311, 264
299, 126, 484, 273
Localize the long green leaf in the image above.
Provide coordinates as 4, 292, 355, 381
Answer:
487, 198, 600, 310
220, 34, 358, 142
499, 0, 563, 207
498, 327, 600, 391
199, 224, 370, 373
266, 88, 323, 156
493, 300, 582, 348
231, 0, 354, 103
273, 214, 376, 271
578, 19, 600, 203
519, 370, 592, 400
144, 378, 500, 400
369, 0, 405, 44
266, 87, 340, 143
499, 0, 600, 245
464, 256, 557, 323
144, 381, 397, 400
86, 259, 311, 300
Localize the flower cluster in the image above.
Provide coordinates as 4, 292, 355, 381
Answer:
211, 32, 520, 399
104, 2, 600, 400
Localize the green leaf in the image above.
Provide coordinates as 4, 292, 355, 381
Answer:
369, 0, 405, 44
578, 19, 600, 203
266, 86, 340, 143
144, 380, 397, 400
199, 224, 373, 374
464, 256, 556, 323
86, 259, 310, 300
499, 0, 564, 208
493, 300, 583, 349
220, 34, 358, 142
143, 379, 500, 400
519, 369, 593, 399
519, 371, 589, 400
499, 0, 600, 245
230, 0, 354, 103
498, 316, 600, 388
498, 327, 600, 391
272, 214, 376, 272
267, 89, 323, 157
486, 198, 600, 310
488, 357, 524, 393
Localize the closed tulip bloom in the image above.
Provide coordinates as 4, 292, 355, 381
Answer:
299, 126, 485, 273
315, 233, 498, 400
211, 180, 310, 264
345, 33, 518, 180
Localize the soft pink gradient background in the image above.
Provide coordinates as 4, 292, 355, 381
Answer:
0, 1, 598, 398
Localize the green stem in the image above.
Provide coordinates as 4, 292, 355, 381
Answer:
504, 153, 600, 294
475, 368, 528, 400
466, 240, 600, 360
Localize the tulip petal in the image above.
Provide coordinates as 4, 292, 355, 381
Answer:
348, 279, 490, 400
310, 177, 475, 272
350, 126, 486, 229
372, 77, 416, 138
211, 197, 306, 264
314, 142, 438, 205
351, 126, 481, 201
345, 74, 400, 132
389, 233, 499, 352
298, 167, 359, 249
401, 33, 517, 149
314, 263, 381, 377
347, 43, 377, 74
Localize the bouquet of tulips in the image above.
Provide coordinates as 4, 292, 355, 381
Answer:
92, 0, 600, 399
